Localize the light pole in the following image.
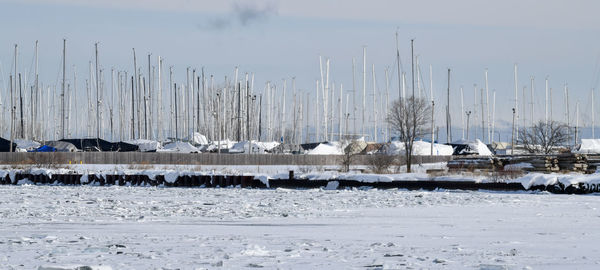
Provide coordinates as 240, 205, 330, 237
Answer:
511, 108, 516, 155
466, 111, 471, 140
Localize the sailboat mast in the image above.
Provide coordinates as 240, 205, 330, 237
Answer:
411, 39, 415, 98
545, 77, 549, 127
430, 65, 434, 155
352, 57, 357, 138
95, 43, 100, 138
592, 88, 595, 139
485, 69, 490, 143
339, 82, 343, 141
325, 58, 330, 141
18, 74, 24, 138
460, 86, 464, 139
530, 76, 534, 127
34, 40, 39, 140
9, 75, 14, 152
446, 68, 451, 143
61, 40, 67, 139
514, 64, 519, 141
396, 31, 402, 100
157, 56, 162, 141
492, 90, 496, 142
362, 47, 366, 139
372, 64, 377, 142
575, 101, 579, 145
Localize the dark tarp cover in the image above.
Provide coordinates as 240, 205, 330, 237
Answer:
0, 137, 17, 152
300, 142, 323, 152
60, 138, 139, 152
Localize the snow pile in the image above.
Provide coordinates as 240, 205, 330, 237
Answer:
159, 142, 199, 153
202, 140, 237, 152
15, 139, 40, 151
574, 139, 600, 154
383, 140, 453, 156
229, 141, 280, 153
187, 132, 209, 145
452, 139, 493, 156
125, 139, 161, 152
306, 142, 344, 155
512, 172, 600, 189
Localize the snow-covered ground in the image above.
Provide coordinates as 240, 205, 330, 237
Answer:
0, 186, 598, 269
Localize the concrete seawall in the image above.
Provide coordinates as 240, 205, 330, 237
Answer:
0, 152, 452, 165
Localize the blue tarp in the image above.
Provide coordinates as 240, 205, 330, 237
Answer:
33, 145, 57, 152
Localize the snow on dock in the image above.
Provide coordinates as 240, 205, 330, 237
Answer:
0, 163, 599, 194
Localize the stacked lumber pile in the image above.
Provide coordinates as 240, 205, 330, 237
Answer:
586, 155, 600, 174
507, 156, 559, 172
447, 154, 600, 174
557, 153, 588, 173
447, 157, 503, 172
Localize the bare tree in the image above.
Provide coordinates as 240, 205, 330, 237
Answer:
339, 139, 362, 172
367, 154, 396, 174
387, 97, 432, 172
518, 120, 569, 154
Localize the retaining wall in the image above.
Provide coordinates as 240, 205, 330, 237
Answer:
0, 152, 452, 165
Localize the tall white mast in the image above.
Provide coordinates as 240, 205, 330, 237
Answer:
372, 64, 377, 142
339, 83, 343, 141
319, 56, 324, 141
545, 77, 549, 127
95, 42, 101, 139
575, 101, 579, 145
430, 65, 434, 155
485, 69, 490, 143
514, 64, 519, 141
315, 79, 320, 142
34, 40, 39, 140
352, 57, 357, 138
416, 56, 421, 99
386, 67, 391, 142
593, 88, 595, 139
362, 47, 366, 140
492, 90, 496, 142
266, 82, 271, 141
62, 39, 66, 139
460, 86, 464, 139
157, 56, 162, 141
330, 83, 335, 141
282, 78, 286, 143
345, 93, 349, 140
530, 76, 535, 127
402, 72, 406, 100
396, 30, 402, 101
325, 58, 330, 141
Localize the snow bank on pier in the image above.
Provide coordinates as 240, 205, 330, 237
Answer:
124, 139, 161, 152
383, 140, 453, 156
160, 142, 199, 153
512, 172, 600, 189
306, 142, 344, 155
574, 139, 600, 154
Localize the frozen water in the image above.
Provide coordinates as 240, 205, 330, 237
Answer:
0, 185, 598, 269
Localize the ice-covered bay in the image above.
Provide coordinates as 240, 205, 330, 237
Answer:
0, 186, 598, 269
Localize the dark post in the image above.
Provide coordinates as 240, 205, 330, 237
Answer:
18, 73, 24, 138
131, 76, 135, 139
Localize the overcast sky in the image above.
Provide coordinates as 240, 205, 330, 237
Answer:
1, 0, 600, 140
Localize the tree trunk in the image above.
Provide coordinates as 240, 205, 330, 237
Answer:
405, 147, 412, 173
